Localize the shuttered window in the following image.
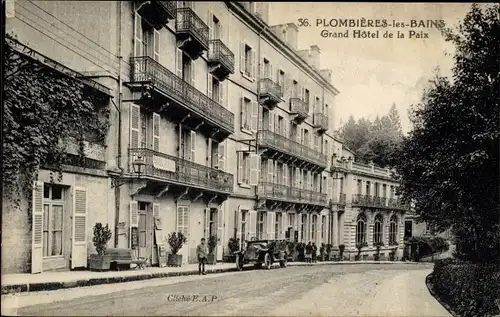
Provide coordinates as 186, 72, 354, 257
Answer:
42, 184, 65, 257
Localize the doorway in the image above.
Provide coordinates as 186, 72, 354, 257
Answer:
137, 202, 153, 261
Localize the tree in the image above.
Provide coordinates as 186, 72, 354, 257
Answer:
394, 4, 499, 263
3, 34, 110, 211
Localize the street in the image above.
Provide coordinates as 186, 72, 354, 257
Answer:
2, 263, 451, 317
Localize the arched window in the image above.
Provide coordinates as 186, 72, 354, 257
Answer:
373, 214, 383, 245
389, 215, 398, 245
356, 213, 367, 245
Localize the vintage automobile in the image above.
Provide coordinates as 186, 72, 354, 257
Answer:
234, 239, 288, 270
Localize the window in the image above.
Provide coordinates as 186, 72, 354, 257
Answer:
211, 77, 220, 103
356, 213, 367, 245
282, 29, 287, 42
182, 52, 192, 82
278, 116, 284, 135
311, 215, 317, 241
244, 44, 252, 77
238, 152, 250, 185
304, 89, 310, 105
257, 212, 265, 240
373, 214, 383, 245
321, 215, 326, 240
301, 214, 307, 242
241, 210, 248, 242
43, 184, 65, 257
357, 180, 363, 194
138, 202, 147, 248
389, 215, 398, 244
374, 183, 380, 197
275, 213, 281, 239
288, 213, 295, 229
315, 96, 320, 112
366, 181, 371, 196
278, 70, 285, 97
176, 206, 189, 237
292, 80, 298, 98
241, 97, 252, 131
209, 209, 216, 237
383, 184, 387, 198
263, 58, 271, 78
140, 112, 148, 148
212, 14, 221, 40
324, 103, 329, 115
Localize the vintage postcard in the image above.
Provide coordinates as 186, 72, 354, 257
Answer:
2, 1, 498, 316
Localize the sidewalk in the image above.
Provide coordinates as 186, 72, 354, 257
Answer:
1, 260, 426, 294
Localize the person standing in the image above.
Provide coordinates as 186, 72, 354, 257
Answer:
197, 238, 208, 275
312, 242, 318, 263
305, 242, 313, 263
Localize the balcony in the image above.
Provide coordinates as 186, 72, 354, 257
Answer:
352, 194, 409, 211
259, 78, 282, 109
257, 129, 328, 170
136, 1, 176, 29
257, 182, 328, 211
290, 98, 309, 123
129, 148, 233, 195
313, 112, 329, 133
129, 56, 234, 139
176, 7, 209, 60
207, 40, 235, 81
331, 193, 347, 206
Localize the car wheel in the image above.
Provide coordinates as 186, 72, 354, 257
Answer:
236, 256, 243, 271
264, 253, 271, 270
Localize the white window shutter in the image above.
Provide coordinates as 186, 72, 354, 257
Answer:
207, 138, 212, 167
207, 73, 213, 99
235, 206, 242, 243
251, 49, 256, 79
31, 181, 44, 273
283, 119, 288, 138
207, 10, 213, 40
190, 130, 196, 162
240, 94, 246, 130
294, 167, 300, 187
307, 171, 312, 190
153, 203, 160, 219
269, 110, 275, 132
267, 211, 275, 240
130, 201, 139, 228
218, 141, 226, 171
219, 81, 225, 107
248, 210, 257, 240
250, 101, 258, 132
130, 104, 140, 149
268, 159, 274, 183
153, 29, 160, 62
281, 213, 287, 239
152, 112, 160, 152
260, 58, 265, 79
191, 60, 196, 88
328, 177, 334, 199
176, 48, 183, 77
72, 186, 88, 269
217, 208, 224, 253
258, 104, 263, 131
316, 216, 322, 244
249, 153, 260, 186
134, 12, 143, 57
204, 208, 211, 239
237, 152, 244, 184
269, 63, 273, 81
240, 41, 245, 73
283, 164, 288, 186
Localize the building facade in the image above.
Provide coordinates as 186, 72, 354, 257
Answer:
3, 1, 409, 274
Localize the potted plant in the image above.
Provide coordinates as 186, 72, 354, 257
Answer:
319, 243, 326, 261
207, 235, 218, 264
167, 232, 187, 267
338, 244, 345, 261
355, 242, 368, 261
374, 242, 384, 261
89, 223, 113, 271
325, 244, 333, 261
227, 238, 240, 262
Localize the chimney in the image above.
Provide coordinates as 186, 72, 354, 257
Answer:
285, 23, 299, 50
255, 2, 269, 24
320, 69, 332, 83
310, 45, 321, 70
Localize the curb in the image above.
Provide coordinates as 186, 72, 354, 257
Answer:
1, 261, 427, 295
425, 273, 459, 317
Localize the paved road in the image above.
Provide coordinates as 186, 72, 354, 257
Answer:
2, 263, 451, 316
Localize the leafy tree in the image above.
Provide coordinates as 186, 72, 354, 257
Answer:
3, 34, 110, 212
394, 4, 499, 263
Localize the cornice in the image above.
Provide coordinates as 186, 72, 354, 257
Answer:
226, 1, 340, 97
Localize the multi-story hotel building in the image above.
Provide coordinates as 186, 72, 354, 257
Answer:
3, 1, 409, 273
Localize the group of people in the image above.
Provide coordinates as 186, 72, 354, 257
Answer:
304, 241, 319, 263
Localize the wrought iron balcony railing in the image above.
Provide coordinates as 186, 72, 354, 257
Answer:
331, 193, 347, 205
176, 7, 209, 50
290, 98, 309, 119
352, 194, 409, 210
130, 56, 234, 133
129, 148, 233, 193
208, 39, 235, 74
313, 112, 329, 131
257, 129, 328, 169
388, 198, 409, 210
259, 78, 282, 101
257, 182, 328, 207
158, 1, 176, 18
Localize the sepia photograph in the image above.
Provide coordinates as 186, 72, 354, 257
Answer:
1, 1, 499, 316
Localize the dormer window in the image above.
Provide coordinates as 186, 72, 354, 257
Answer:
282, 29, 287, 42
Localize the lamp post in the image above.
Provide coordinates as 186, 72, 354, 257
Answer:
111, 156, 147, 188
